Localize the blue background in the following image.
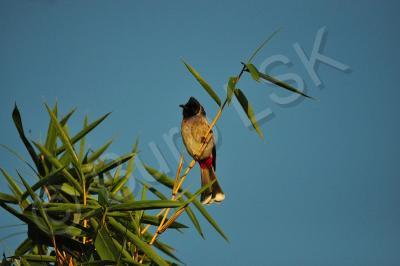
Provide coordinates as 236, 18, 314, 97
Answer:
1, 1, 399, 265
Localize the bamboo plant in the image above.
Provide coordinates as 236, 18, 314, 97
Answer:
0, 31, 312, 265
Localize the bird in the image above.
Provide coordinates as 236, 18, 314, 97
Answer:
180, 97, 225, 204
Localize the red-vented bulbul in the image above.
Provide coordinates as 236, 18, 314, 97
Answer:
180, 97, 225, 204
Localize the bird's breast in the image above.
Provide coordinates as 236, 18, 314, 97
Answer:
181, 115, 214, 160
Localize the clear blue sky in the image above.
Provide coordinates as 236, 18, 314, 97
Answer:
1, 1, 399, 265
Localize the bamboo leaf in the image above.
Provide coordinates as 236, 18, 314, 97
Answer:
151, 238, 181, 263
20, 166, 65, 201
0, 168, 30, 208
143, 164, 228, 241
0, 144, 37, 176
108, 217, 169, 266
59, 108, 76, 126
79, 115, 89, 162
94, 226, 119, 262
108, 200, 182, 212
245, 63, 260, 81
20, 255, 56, 262
227, 76, 237, 105
45, 103, 80, 167
183, 61, 221, 106
111, 238, 143, 266
178, 198, 203, 237
247, 28, 281, 64
44, 103, 58, 154
55, 112, 111, 156
257, 71, 314, 99
87, 153, 135, 179
234, 88, 264, 139
0, 192, 18, 204
86, 140, 113, 163
18, 173, 54, 238
141, 214, 188, 229
111, 141, 138, 196
32, 142, 83, 195
12, 104, 45, 176
15, 238, 33, 256
138, 180, 168, 200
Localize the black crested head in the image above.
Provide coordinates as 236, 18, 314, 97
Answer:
179, 97, 206, 118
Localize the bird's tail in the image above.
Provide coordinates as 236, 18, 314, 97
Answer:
200, 166, 225, 204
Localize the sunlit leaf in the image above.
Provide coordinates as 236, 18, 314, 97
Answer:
257, 71, 314, 99
32, 142, 83, 195
0, 168, 30, 208
79, 115, 89, 162
183, 61, 221, 106
234, 88, 264, 139
55, 112, 111, 156
227, 76, 237, 105
45, 103, 80, 167
245, 63, 260, 81
87, 153, 135, 179
86, 140, 113, 163
108, 200, 182, 212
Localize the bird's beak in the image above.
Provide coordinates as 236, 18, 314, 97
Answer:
179, 104, 185, 108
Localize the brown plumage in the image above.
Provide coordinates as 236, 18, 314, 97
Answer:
180, 97, 225, 204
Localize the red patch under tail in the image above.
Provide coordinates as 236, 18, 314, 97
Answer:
199, 156, 213, 169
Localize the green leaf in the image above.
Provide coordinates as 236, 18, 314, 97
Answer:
183, 61, 221, 106
32, 142, 83, 195
15, 238, 33, 256
247, 28, 281, 64
185, 192, 229, 242
95, 226, 119, 262
45, 103, 80, 167
55, 112, 111, 156
108, 200, 182, 212
20, 255, 56, 262
98, 187, 109, 207
0, 144, 37, 176
111, 238, 143, 266
44, 103, 58, 154
41, 203, 95, 213
234, 88, 264, 139
86, 140, 113, 163
12, 104, 45, 176
151, 238, 181, 263
257, 71, 314, 99
87, 153, 135, 179
0, 168, 30, 208
227, 76, 237, 105
141, 214, 188, 229
18, 172, 54, 238
178, 198, 203, 237
245, 63, 260, 81
59, 107, 76, 126
111, 141, 137, 196
138, 180, 168, 200
20, 166, 66, 201
108, 217, 169, 266
79, 115, 89, 162
0, 192, 18, 204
